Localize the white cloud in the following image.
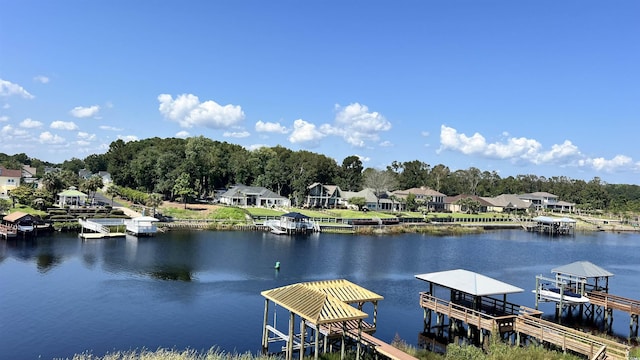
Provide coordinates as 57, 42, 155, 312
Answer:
176, 131, 190, 138
78, 132, 96, 141
288, 119, 326, 147
99, 125, 122, 131
255, 120, 289, 134
117, 135, 139, 142
0, 115, 8, 122
0, 79, 34, 99
437, 124, 640, 175
70, 105, 100, 118
158, 93, 245, 129
247, 144, 268, 151
356, 154, 371, 162
34, 75, 50, 84
438, 125, 586, 166
379, 140, 393, 147
39, 131, 65, 144
223, 131, 250, 138
321, 103, 391, 147
2, 104, 9, 109
581, 155, 635, 172
51, 120, 79, 130
421, 131, 430, 137
76, 140, 91, 147
20, 118, 43, 129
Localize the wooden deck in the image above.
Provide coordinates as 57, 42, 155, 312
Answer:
419, 292, 630, 360
346, 331, 418, 360
80, 232, 126, 239
588, 291, 640, 315
515, 315, 630, 360
0, 224, 18, 239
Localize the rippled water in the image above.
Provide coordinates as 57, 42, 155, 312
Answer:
1, 229, 639, 359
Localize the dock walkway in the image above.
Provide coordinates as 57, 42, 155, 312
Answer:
346, 331, 418, 360
0, 224, 17, 239
419, 292, 631, 360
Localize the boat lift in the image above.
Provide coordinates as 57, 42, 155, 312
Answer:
534, 274, 589, 318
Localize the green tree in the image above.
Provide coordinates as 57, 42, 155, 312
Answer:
105, 185, 120, 206
347, 196, 366, 210
173, 173, 197, 209
339, 155, 363, 191
9, 185, 35, 206
81, 175, 104, 202
146, 193, 163, 217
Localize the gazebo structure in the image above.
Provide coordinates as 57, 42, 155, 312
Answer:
261, 279, 384, 360
415, 269, 533, 345
57, 187, 88, 208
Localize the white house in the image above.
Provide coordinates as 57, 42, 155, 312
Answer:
219, 184, 290, 207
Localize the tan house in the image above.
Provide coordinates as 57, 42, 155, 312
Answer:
0, 166, 21, 200
392, 186, 447, 211
481, 194, 534, 213
445, 194, 493, 213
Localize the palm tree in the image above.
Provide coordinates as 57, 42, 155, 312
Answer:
146, 193, 163, 217
105, 185, 120, 206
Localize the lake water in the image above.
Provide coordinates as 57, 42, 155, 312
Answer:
1, 229, 639, 359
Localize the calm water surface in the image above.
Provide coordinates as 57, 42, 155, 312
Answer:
1, 229, 639, 359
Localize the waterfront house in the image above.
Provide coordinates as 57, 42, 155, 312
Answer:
445, 194, 493, 213
392, 186, 447, 212
481, 194, 534, 213
342, 188, 403, 211
0, 166, 21, 200
305, 183, 344, 208
518, 192, 575, 213
219, 184, 291, 207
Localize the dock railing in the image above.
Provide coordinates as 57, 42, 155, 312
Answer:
419, 292, 519, 333
515, 314, 630, 360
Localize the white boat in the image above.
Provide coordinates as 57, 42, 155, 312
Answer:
533, 287, 590, 304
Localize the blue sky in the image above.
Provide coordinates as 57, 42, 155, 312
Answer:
1, 1, 639, 184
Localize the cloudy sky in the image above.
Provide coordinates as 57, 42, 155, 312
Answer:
1, 1, 639, 184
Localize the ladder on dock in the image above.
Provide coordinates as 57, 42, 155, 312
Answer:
78, 218, 110, 234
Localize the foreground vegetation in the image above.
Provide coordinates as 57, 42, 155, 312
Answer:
65, 340, 591, 360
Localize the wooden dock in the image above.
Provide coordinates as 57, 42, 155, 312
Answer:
345, 330, 418, 360
587, 291, 640, 338
0, 224, 18, 239
419, 292, 631, 360
79, 232, 126, 240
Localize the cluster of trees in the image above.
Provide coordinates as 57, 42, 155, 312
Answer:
3, 135, 640, 213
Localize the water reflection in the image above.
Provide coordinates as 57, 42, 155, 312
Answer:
1, 229, 639, 360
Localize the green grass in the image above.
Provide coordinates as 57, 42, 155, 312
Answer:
244, 208, 285, 217
159, 206, 248, 221
8, 205, 47, 217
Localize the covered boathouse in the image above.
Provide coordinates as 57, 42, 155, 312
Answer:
415, 269, 533, 346
260, 279, 416, 360
528, 216, 576, 235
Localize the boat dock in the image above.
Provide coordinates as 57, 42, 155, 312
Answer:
416, 269, 632, 360
78, 216, 158, 239
0, 224, 18, 239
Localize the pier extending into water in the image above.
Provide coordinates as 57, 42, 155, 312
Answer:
416, 268, 632, 360
78, 216, 158, 239
261, 279, 417, 360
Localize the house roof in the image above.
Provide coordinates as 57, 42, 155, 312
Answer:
261, 279, 382, 325
282, 212, 309, 220
3, 211, 33, 222
482, 194, 533, 209
552, 261, 614, 278
445, 194, 493, 206
415, 269, 523, 297
221, 184, 286, 199
519, 192, 558, 200
393, 187, 445, 197
0, 166, 22, 178
307, 183, 341, 196
58, 189, 88, 197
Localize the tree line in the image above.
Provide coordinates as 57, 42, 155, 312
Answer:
2, 136, 640, 213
